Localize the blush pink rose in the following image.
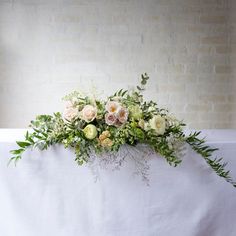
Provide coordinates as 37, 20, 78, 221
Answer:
105, 113, 117, 126
105, 101, 121, 114
63, 107, 78, 122
117, 107, 128, 124
114, 120, 122, 127
81, 105, 97, 123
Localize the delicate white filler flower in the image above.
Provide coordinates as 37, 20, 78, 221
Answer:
148, 106, 156, 112
149, 115, 166, 135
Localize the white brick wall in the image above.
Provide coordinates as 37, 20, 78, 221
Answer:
0, 0, 235, 128
229, 0, 236, 127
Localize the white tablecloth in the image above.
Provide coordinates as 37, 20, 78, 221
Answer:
0, 129, 236, 236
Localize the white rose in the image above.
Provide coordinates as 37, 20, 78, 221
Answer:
149, 115, 166, 135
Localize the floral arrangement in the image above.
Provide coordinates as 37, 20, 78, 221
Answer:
10, 74, 236, 187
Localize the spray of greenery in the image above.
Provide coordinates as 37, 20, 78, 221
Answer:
9, 74, 236, 187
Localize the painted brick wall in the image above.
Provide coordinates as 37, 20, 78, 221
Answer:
229, 0, 236, 127
0, 0, 234, 128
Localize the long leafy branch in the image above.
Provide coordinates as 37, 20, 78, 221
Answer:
186, 131, 236, 187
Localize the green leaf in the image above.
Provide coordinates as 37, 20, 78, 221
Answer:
117, 89, 123, 96
141, 80, 147, 85
137, 86, 143, 91
16, 141, 31, 148
25, 131, 29, 140
122, 90, 127, 96
10, 149, 24, 155
8, 156, 21, 166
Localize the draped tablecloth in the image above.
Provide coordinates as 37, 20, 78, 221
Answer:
0, 129, 236, 236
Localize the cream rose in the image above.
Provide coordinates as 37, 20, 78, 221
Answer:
81, 105, 97, 123
63, 107, 78, 122
149, 115, 166, 135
